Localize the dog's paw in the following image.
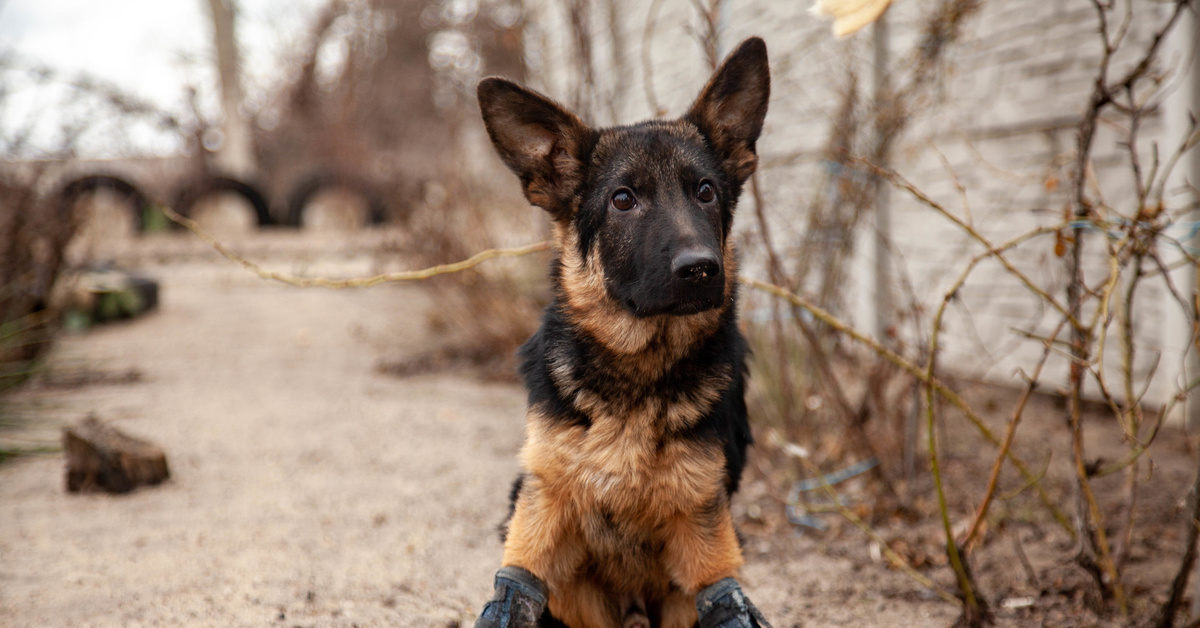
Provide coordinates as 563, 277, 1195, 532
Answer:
474, 566, 548, 628
695, 578, 773, 628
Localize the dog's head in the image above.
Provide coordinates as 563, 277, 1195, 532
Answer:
478, 37, 769, 326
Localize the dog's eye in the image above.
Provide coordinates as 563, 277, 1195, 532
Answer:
611, 189, 635, 211
697, 182, 716, 203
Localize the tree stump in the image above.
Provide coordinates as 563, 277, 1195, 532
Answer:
63, 416, 170, 494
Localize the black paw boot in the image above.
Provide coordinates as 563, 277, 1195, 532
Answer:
695, 578, 773, 628
475, 566, 549, 628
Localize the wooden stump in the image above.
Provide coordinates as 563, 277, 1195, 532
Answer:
63, 416, 170, 494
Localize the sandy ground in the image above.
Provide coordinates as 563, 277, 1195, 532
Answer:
0, 230, 959, 627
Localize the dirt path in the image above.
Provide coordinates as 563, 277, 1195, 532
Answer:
0, 232, 955, 627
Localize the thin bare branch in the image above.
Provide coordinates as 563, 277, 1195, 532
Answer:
161, 205, 552, 288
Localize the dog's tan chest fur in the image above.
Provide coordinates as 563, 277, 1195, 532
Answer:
519, 405, 732, 610
523, 404, 725, 525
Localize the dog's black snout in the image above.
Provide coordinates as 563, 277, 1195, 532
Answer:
672, 249, 721, 284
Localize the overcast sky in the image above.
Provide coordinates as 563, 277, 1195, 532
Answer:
0, 0, 325, 157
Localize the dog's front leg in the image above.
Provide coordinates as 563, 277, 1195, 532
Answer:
476, 475, 584, 627
661, 509, 773, 628
501, 474, 585, 584
661, 507, 743, 593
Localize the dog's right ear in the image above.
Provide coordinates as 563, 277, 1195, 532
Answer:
477, 78, 595, 219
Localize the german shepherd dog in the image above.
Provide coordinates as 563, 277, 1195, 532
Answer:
473, 37, 773, 628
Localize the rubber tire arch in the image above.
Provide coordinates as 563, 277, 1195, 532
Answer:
172, 175, 273, 227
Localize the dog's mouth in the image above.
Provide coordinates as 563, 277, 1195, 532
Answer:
624, 287, 725, 318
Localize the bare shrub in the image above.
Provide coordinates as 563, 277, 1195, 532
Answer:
0, 169, 76, 393
736, 1, 1200, 624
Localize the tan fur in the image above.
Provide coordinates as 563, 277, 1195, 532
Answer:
504, 340, 741, 620
550, 576, 622, 627
660, 508, 743, 591
657, 589, 700, 628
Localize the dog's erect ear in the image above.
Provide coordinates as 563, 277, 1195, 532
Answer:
477, 78, 595, 219
685, 37, 770, 185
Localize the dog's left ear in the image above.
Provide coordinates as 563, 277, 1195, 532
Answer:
685, 37, 770, 185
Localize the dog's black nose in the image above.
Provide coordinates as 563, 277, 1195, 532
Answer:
672, 249, 721, 284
